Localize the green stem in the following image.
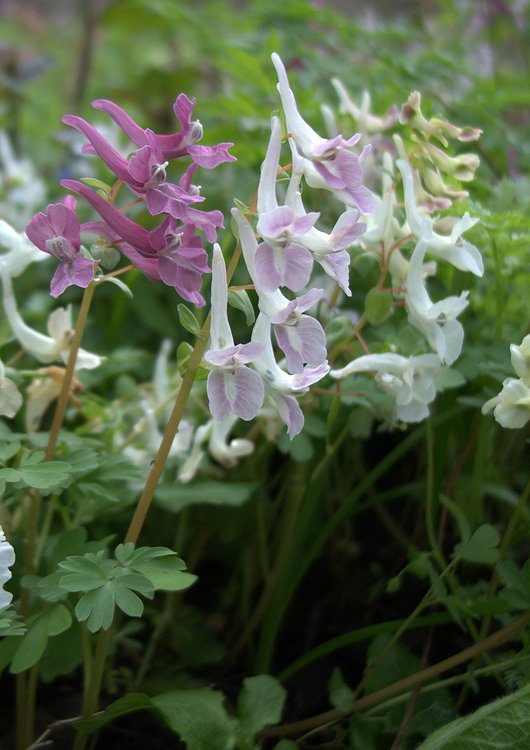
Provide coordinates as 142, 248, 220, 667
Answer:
46, 281, 96, 461
124, 316, 210, 545
425, 418, 445, 569
72, 628, 112, 750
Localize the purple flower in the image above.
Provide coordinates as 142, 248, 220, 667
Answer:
62, 115, 206, 223
233, 207, 327, 373
204, 245, 265, 421
91, 94, 236, 167
62, 179, 210, 305
26, 203, 95, 297
271, 53, 377, 213
255, 116, 318, 292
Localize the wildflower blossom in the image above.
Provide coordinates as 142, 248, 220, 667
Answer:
0, 219, 49, 278
62, 179, 210, 305
250, 312, 329, 437
1, 271, 102, 367
397, 159, 483, 276
233, 207, 327, 373
330, 352, 441, 423
406, 240, 469, 365
89, 94, 236, 166
0, 525, 15, 611
204, 245, 265, 421
0, 358, 23, 419
254, 116, 318, 292
271, 53, 376, 213
26, 203, 96, 297
482, 334, 530, 429
0, 131, 46, 229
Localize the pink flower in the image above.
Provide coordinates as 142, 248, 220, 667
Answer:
63, 180, 210, 305
91, 94, 236, 167
26, 203, 95, 297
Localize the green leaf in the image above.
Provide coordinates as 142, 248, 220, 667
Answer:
75, 585, 115, 632
18, 460, 71, 489
135, 560, 197, 592
151, 688, 238, 750
177, 341, 194, 374
364, 287, 393, 325
102, 275, 133, 298
75, 693, 155, 734
155, 481, 257, 512
46, 604, 72, 636
177, 303, 204, 338
80, 177, 113, 197
435, 367, 466, 391
237, 675, 286, 737
10, 615, 49, 673
112, 583, 144, 618
0, 440, 21, 463
0, 467, 21, 482
416, 683, 530, 750
453, 524, 500, 565
328, 668, 354, 712
227, 289, 256, 326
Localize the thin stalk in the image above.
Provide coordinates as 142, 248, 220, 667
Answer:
124, 317, 211, 545
45, 281, 96, 461
425, 418, 445, 569
71, 628, 112, 750
125, 238, 242, 546
260, 610, 530, 738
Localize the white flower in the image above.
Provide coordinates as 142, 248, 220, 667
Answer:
0, 131, 46, 229
330, 352, 441, 423
482, 378, 530, 429
1, 271, 102, 368
209, 416, 254, 467
406, 240, 468, 365
0, 359, 23, 419
0, 220, 49, 278
0, 524, 15, 611
397, 159, 483, 276
482, 334, 530, 429
510, 334, 530, 386
331, 80, 399, 135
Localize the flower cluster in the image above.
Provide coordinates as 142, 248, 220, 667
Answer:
203, 54, 374, 438
326, 74, 484, 422
26, 95, 235, 300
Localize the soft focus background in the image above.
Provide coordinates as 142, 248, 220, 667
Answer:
1, 2, 530, 749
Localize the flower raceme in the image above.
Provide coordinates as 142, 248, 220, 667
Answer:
61, 180, 210, 306
26, 94, 234, 301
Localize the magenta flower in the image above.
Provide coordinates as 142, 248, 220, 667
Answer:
62, 116, 205, 223
62, 179, 210, 305
26, 203, 95, 297
91, 94, 236, 167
